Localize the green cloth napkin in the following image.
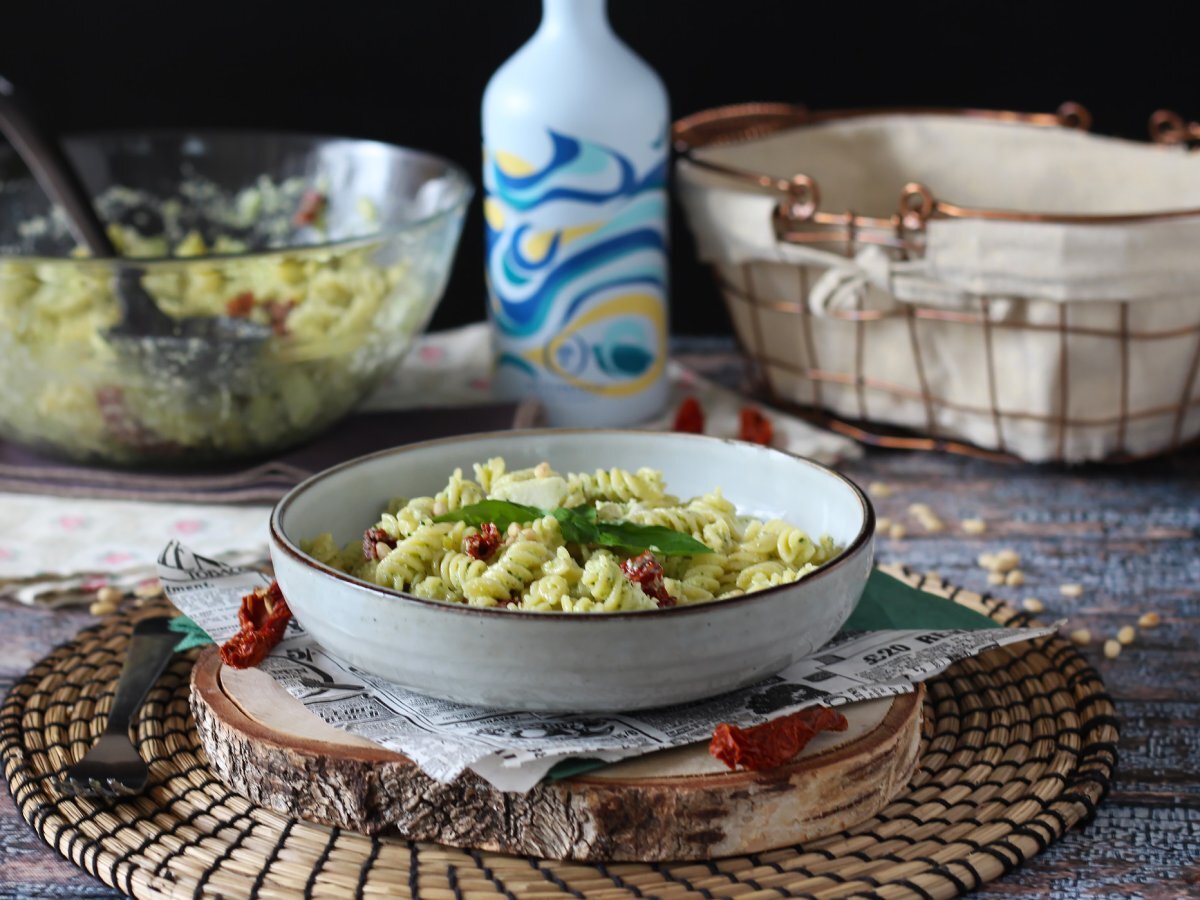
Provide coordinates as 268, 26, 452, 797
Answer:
168, 614, 215, 652
841, 568, 997, 632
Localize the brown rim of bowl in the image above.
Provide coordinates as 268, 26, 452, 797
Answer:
268, 428, 876, 622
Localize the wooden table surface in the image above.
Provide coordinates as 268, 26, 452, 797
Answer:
1, 443, 1197, 898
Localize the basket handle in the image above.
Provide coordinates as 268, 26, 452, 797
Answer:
1149, 109, 1200, 149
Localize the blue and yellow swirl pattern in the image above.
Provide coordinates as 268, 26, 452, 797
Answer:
485, 130, 667, 399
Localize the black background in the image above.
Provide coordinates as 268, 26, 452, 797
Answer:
1, 1, 1192, 334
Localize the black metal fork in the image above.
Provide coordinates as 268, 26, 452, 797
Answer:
53, 616, 177, 799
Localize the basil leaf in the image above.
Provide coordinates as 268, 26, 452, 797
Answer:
433, 500, 545, 531
435, 500, 712, 557
568, 504, 598, 524
594, 521, 714, 556
551, 506, 599, 545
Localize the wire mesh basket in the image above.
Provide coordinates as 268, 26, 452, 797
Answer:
674, 103, 1200, 463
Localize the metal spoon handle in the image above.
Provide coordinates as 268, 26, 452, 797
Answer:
103, 616, 178, 737
0, 74, 114, 256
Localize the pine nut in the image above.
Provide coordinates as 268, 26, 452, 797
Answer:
992, 550, 1020, 573
96, 586, 122, 605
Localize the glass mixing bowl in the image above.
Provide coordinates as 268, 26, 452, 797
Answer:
0, 131, 471, 465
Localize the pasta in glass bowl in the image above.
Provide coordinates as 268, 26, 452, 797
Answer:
270, 430, 875, 712
0, 131, 471, 464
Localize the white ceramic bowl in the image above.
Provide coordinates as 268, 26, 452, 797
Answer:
269, 430, 874, 712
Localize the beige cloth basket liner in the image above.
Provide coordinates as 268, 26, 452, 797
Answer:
678, 115, 1200, 462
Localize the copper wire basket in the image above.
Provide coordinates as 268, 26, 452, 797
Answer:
674, 103, 1200, 463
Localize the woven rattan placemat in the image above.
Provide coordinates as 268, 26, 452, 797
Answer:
2, 566, 1118, 899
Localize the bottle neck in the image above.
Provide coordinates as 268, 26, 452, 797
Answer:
539, 0, 612, 39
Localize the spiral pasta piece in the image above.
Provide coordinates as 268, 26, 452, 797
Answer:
523, 574, 571, 611
679, 558, 724, 596
463, 539, 554, 607
626, 505, 722, 541
543, 546, 584, 588
664, 576, 712, 604
811, 535, 840, 565
718, 545, 771, 591
567, 467, 666, 503
736, 519, 781, 555
374, 523, 450, 591
773, 523, 817, 567
438, 520, 473, 551
579, 553, 657, 612
520, 514, 565, 550
472, 457, 506, 492
735, 560, 799, 591
412, 576, 452, 601
438, 550, 488, 595
435, 468, 485, 512
385, 497, 437, 538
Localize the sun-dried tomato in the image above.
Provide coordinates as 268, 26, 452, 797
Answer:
225, 291, 255, 317
267, 299, 297, 336
363, 527, 396, 560
620, 550, 674, 607
709, 706, 848, 771
219, 629, 274, 669
464, 522, 502, 560
220, 581, 292, 669
293, 190, 328, 227
672, 396, 705, 434
738, 405, 774, 446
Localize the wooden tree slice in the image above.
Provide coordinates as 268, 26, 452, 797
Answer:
191, 646, 923, 861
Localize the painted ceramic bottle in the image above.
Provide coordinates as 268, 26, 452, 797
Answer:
483, 0, 670, 426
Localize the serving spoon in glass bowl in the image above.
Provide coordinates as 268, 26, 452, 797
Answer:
0, 75, 270, 381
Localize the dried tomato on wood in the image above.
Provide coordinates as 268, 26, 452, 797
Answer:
672, 396, 705, 434
709, 706, 848, 771
738, 406, 774, 446
464, 523, 502, 560
620, 550, 674, 607
225, 291, 255, 317
364, 527, 397, 560
220, 581, 292, 669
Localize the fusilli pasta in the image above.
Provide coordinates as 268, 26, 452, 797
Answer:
305, 458, 842, 613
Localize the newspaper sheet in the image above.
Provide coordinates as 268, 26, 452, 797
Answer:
159, 542, 1057, 792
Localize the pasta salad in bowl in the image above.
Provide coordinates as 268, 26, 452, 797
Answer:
0, 130, 471, 463
270, 430, 874, 712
